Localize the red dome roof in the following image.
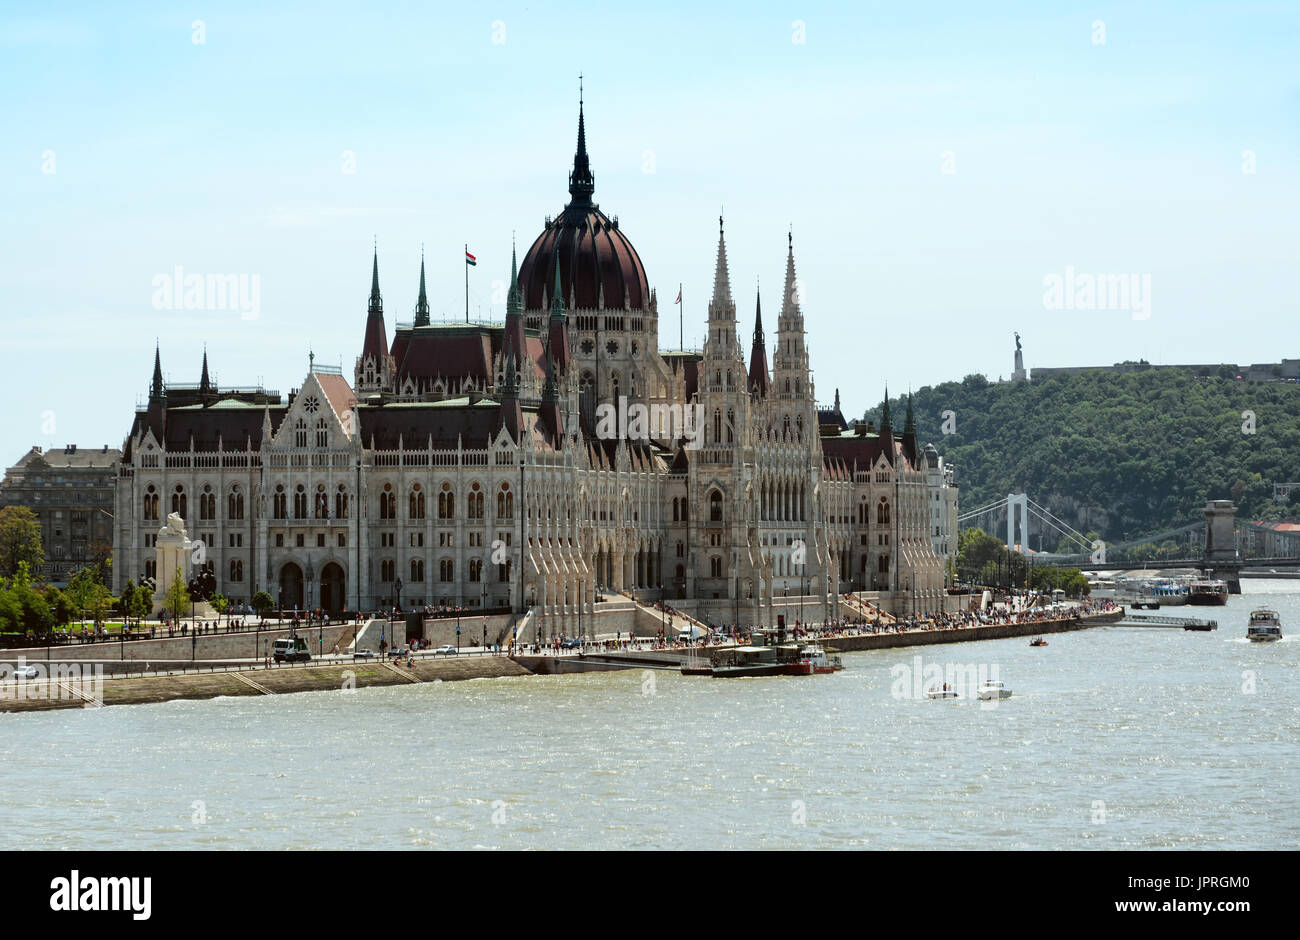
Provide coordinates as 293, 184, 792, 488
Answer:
517, 100, 650, 311
518, 206, 649, 311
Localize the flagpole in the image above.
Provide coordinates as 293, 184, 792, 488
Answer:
679, 282, 683, 350
465, 243, 469, 323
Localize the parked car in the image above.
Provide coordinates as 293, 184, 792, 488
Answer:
434, 645, 457, 656
386, 647, 409, 659
352, 649, 377, 660
13, 665, 39, 679
560, 638, 581, 649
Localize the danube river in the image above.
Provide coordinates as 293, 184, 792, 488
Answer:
5, 583, 1297, 850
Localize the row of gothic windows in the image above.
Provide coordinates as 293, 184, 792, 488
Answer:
143, 484, 246, 522
380, 482, 505, 521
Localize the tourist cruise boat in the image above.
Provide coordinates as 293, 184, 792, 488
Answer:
976, 679, 1012, 701
1186, 579, 1229, 606
1246, 609, 1283, 643
785, 645, 845, 676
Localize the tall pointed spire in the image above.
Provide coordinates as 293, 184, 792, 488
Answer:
414, 249, 430, 326
368, 245, 383, 316
506, 240, 521, 315
568, 76, 595, 207
780, 228, 801, 320
748, 289, 770, 397
709, 215, 734, 316
199, 346, 211, 392
881, 388, 893, 432
549, 252, 565, 320
904, 392, 915, 434
150, 342, 164, 399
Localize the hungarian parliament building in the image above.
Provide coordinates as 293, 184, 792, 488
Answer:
112, 101, 959, 628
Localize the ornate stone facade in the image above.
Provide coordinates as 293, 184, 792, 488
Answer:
113, 103, 957, 626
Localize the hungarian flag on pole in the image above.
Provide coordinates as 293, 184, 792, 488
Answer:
465, 249, 477, 266
674, 287, 682, 304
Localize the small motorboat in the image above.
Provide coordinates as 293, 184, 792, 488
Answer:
1029, 637, 1048, 647
1246, 608, 1283, 643
976, 679, 1012, 701
925, 684, 960, 699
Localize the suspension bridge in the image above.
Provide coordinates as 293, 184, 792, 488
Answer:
957, 494, 1300, 589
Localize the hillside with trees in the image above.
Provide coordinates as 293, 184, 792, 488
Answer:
862, 368, 1300, 555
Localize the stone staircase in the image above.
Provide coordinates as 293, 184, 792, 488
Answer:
841, 593, 894, 623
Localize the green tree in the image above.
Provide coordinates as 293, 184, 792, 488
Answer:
133, 584, 154, 621
164, 568, 190, 623
210, 592, 229, 626
251, 590, 274, 618
0, 506, 44, 579
66, 566, 111, 624
7, 562, 51, 636
44, 585, 78, 626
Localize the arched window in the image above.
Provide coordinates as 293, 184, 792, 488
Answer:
228, 485, 244, 520
144, 484, 159, 521
171, 485, 187, 519
312, 484, 328, 519
316, 418, 329, 448
782, 414, 790, 439
273, 484, 287, 519
335, 484, 348, 519
469, 558, 482, 582
380, 483, 396, 520
709, 490, 723, 523
676, 541, 685, 558
497, 483, 512, 519
293, 484, 307, 519
409, 484, 425, 519
796, 414, 803, 441
672, 498, 679, 522
877, 499, 890, 525
198, 484, 214, 520
439, 559, 453, 582
468, 482, 484, 519
144, 558, 156, 580
411, 559, 425, 582
294, 419, 308, 448
713, 410, 721, 444
381, 559, 395, 582
878, 554, 890, 574
710, 556, 723, 578
726, 408, 734, 443
229, 559, 243, 582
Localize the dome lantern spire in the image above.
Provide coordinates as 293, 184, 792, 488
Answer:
568, 75, 595, 207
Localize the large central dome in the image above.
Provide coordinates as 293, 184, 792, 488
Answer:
517, 101, 650, 312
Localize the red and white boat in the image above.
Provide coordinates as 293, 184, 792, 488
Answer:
785, 645, 844, 676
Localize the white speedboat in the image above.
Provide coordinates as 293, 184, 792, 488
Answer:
976, 679, 1012, 701
925, 685, 960, 699
1246, 608, 1282, 643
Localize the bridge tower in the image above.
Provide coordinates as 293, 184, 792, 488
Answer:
1006, 492, 1029, 553
1204, 499, 1238, 561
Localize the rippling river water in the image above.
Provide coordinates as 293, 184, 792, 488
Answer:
4, 583, 1298, 850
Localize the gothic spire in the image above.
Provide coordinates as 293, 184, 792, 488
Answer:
748, 289, 770, 397
505, 241, 520, 316
904, 392, 916, 434
414, 250, 430, 326
709, 215, 734, 316
368, 245, 383, 317
780, 228, 801, 321
151, 342, 164, 399
199, 346, 211, 392
881, 388, 893, 432
549, 252, 566, 321
568, 82, 595, 207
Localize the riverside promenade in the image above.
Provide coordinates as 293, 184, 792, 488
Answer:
0, 606, 1124, 713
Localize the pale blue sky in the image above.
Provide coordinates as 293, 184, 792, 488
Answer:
2, 1, 1297, 462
